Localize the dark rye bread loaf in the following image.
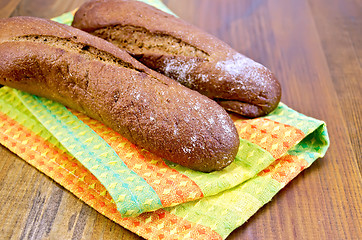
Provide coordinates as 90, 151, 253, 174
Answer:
0, 16, 240, 172
72, 0, 282, 118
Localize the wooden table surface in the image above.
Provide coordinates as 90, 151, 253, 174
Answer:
1, 0, 361, 239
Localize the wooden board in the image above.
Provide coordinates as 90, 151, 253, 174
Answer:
0, 0, 361, 239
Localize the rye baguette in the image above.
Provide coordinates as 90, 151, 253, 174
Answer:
0, 16, 240, 172
72, 0, 282, 118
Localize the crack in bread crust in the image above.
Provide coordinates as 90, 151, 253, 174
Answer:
12, 35, 140, 69
11, 35, 172, 86
92, 25, 210, 59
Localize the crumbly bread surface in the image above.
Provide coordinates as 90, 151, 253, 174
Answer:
93, 25, 209, 59
72, 0, 282, 118
0, 16, 240, 172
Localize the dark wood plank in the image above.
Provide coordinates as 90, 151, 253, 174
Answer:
0, 0, 22, 18
307, 0, 362, 171
10, 0, 87, 18
0, 0, 361, 239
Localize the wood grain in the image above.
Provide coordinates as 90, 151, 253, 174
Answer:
0, 0, 21, 18
307, 0, 362, 171
9, 0, 86, 18
0, 0, 361, 239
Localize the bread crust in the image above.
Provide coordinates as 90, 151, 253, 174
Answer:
72, 0, 282, 118
0, 16, 240, 172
